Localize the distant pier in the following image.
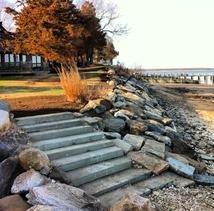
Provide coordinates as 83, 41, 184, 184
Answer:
143, 68, 214, 85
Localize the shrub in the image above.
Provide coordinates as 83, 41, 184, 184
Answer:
58, 65, 111, 103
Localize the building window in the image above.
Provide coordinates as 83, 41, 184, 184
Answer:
4, 54, 15, 66
22, 55, 27, 63
15, 55, 20, 66
32, 55, 42, 67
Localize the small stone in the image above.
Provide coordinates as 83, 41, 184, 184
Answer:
123, 134, 145, 150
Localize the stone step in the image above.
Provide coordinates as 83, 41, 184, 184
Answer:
46, 140, 114, 160
30, 126, 94, 141
53, 146, 124, 171
33, 132, 104, 151
16, 112, 74, 126
20, 119, 84, 133
80, 168, 152, 197
98, 174, 174, 208
69, 157, 132, 186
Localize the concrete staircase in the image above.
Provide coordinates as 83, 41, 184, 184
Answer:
15, 112, 191, 208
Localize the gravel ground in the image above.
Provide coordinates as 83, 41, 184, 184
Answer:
147, 84, 214, 211
149, 186, 214, 211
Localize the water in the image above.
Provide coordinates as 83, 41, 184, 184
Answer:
143, 68, 214, 76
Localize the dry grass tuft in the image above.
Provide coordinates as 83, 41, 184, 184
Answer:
58, 65, 112, 103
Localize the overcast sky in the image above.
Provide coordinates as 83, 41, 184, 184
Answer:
8, 0, 214, 68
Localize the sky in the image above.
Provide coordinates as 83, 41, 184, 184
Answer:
6, 0, 214, 68
115, 0, 214, 68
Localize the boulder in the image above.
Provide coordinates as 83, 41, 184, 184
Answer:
0, 157, 24, 198
26, 183, 102, 211
0, 109, 10, 132
142, 139, 166, 159
80, 99, 112, 115
110, 192, 156, 211
145, 119, 166, 135
0, 125, 30, 162
129, 152, 169, 175
144, 131, 171, 147
0, 101, 10, 112
27, 205, 60, 211
11, 169, 48, 194
128, 120, 148, 135
113, 101, 127, 109
0, 195, 30, 211
18, 148, 51, 175
123, 134, 145, 151
104, 118, 126, 133
122, 92, 145, 107
166, 157, 195, 179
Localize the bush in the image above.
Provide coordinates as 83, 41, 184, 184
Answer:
58, 65, 111, 103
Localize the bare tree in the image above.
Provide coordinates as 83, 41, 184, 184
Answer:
0, 0, 15, 32
75, 0, 128, 36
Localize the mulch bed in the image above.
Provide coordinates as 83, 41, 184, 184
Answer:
5, 95, 84, 117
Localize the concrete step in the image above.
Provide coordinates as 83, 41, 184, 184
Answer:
69, 157, 132, 186
80, 168, 152, 197
46, 140, 114, 160
53, 146, 124, 172
21, 119, 84, 133
33, 132, 104, 151
16, 112, 74, 126
30, 126, 94, 141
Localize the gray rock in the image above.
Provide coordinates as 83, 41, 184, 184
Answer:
113, 101, 127, 109
144, 110, 163, 122
80, 99, 112, 115
114, 112, 130, 121
0, 157, 23, 198
48, 166, 72, 184
104, 118, 126, 133
26, 183, 102, 211
11, 169, 48, 194
123, 134, 145, 151
104, 132, 122, 140
114, 109, 135, 119
18, 148, 51, 175
112, 139, 133, 154
142, 139, 166, 159
122, 92, 145, 107
0, 101, 10, 112
166, 157, 195, 179
0, 110, 10, 132
27, 205, 60, 211
193, 174, 214, 186
146, 119, 166, 135
145, 131, 172, 147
